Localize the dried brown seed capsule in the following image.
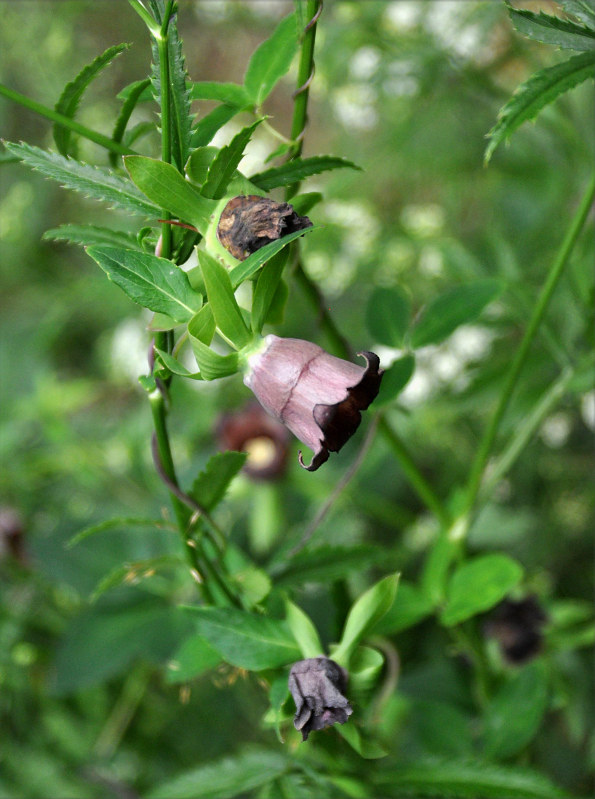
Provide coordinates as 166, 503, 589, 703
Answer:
216, 195, 312, 261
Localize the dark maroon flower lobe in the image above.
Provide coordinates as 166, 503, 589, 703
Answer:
244, 336, 383, 471
289, 657, 353, 741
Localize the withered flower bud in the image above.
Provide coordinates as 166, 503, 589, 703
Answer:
244, 336, 383, 471
216, 402, 290, 481
484, 596, 548, 665
217, 195, 312, 261
289, 657, 353, 741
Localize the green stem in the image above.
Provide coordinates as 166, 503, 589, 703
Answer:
285, 0, 322, 198
0, 83, 136, 157
481, 365, 575, 502
157, 21, 173, 258
465, 172, 595, 513
379, 417, 451, 529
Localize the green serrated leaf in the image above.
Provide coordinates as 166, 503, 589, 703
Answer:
4, 142, 161, 218
251, 249, 289, 334
485, 52, 595, 163
189, 81, 250, 108
87, 245, 202, 322
285, 600, 324, 659
54, 42, 129, 156
110, 78, 151, 168
91, 555, 183, 602
244, 13, 299, 106
66, 517, 174, 549
333, 573, 400, 666
250, 156, 361, 192
43, 224, 138, 249
166, 634, 222, 684
410, 279, 502, 348
229, 226, 316, 288
182, 606, 300, 670
190, 104, 243, 149
166, 16, 194, 172
376, 758, 565, 798
198, 251, 252, 348
148, 747, 289, 799
440, 554, 524, 627
484, 661, 549, 759
366, 286, 411, 348
190, 451, 247, 512
201, 118, 264, 200
508, 6, 595, 51
376, 354, 415, 406
562, 0, 595, 29
125, 155, 216, 235
117, 78, 153, 103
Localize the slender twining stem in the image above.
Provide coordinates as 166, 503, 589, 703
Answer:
284, 4, 449, 526
0, 83, 136, 157
481, 365, 576, 502
286, 0, 322, 196
465, 172, 595, 513
379, 417, 452, 529
289, 413, 380, 557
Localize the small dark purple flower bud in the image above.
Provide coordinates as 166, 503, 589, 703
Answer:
484, 596, 548, 665
216, 402, 290, 481
289, 657, 353, 741
217, 195, 312, 261
244, 336, 383, 471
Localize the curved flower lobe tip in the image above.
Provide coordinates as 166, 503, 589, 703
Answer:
244, 337, 383, 471
289, 657, 353, 741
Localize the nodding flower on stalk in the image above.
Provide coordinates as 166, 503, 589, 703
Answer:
289, 657, 353, 741
242, 336, 383, 471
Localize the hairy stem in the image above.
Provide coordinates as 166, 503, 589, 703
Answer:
0, 83, 136, 157
465, 172, 595, 513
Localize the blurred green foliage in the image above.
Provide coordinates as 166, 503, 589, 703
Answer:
1, 1, 593, 797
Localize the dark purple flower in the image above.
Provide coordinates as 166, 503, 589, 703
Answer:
289, 657, 353, 741
244, 336, 383, 471
484, 596, 548, 665
216, 402, 290, 481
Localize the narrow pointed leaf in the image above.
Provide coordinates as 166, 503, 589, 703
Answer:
189, 338, 239, 380
229, 226, 316, 288
561, 0, 595, 28
54, 42, 129, 156
250, 155, 361, 192
201, 118, 264, 200
244, 13, 299, 106
285, 600, 324, 659
87, 245, 203, 322
43, 224, 138, 249
125, 155, 216, 234
334, 573, 400, 665
110, 78, 151, 167
508, 6, 595, 51
185, 146, 218, 185
155, 348, 203, 379
251, 249, 288, 333
485, 52, 595, 163
5, 142, 161, 218
366, 286, 411, 347
191, 104, 242, 149
198, 251, 252, 348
